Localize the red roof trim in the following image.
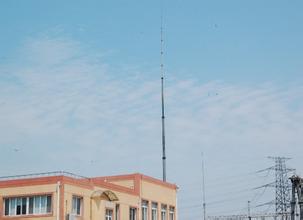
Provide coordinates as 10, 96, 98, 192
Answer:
91, 179, 138, 196
92, 173, 177, 190
140, 174, 178, 190
0, 176, 63, 188
0, 173, 177, 194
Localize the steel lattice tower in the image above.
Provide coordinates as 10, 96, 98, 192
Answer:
269, 157, 292, 220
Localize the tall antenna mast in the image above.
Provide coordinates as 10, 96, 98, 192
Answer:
160, 6, 166, 182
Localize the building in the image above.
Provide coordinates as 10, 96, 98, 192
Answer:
0, 172, 177, 220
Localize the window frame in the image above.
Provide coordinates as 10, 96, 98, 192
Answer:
115, 204, 120, 220
151, 202, 158, 220
105, 208, 114, 220
72, 195, 83, 216
161, 204, 167, 220
141, 200, 149, 220
169, 206, 175, 220
129, 206, 137, 220
3, 194, 53, 217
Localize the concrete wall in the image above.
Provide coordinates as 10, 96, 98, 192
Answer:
63, 184, 140, 220
140, 179, 177, 220
63, 184, 92, 220
0, 183, 58, 220
0, 175, 177, 220
92, 185, 139, 220
108, 179, 135, 190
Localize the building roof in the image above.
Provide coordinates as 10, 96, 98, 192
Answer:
0, 171, 178, 196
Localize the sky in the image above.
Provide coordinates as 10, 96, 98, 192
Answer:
0, 0, 303, 219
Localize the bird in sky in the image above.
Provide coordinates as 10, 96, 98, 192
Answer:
13, 148, 20, 152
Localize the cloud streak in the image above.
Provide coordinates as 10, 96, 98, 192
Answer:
0, 35, 302, 219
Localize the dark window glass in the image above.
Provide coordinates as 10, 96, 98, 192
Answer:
115, 204, 120, 220
72, 196, 82, 215
47, 196, 52, 213
130, 207, 136, 220
16, 198, 21, 215
76, 198, 81, 215
16, 205, 21, 215
4, 199, 9, 216
22, 198, 27, 214
29, 197, 34, 214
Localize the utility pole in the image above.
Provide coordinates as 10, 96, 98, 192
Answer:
202, 153, 206, 220
248, 201, 252, 220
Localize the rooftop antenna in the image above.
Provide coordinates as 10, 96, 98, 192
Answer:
160, 3, 166, 182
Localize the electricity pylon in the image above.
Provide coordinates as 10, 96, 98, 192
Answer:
268, 157, 294, 220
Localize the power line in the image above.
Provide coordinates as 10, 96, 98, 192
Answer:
181, 157, 294, 219
255, 157, 294, 220
207, 206, 248, 216
181, 169, 272, 189
182, 176, 269, 190
206, 194, 256, 206
180, 186, 256, 202
250, 184, 270, 205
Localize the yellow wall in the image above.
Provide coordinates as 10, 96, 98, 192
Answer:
92, 186, 139, 220
0, 177, 177, 220
141, 180, 177, 206
140, 180, 177, 220
108, 179, 135, 190
0, 184, 58, 220
63, 184, 92, 220
63, 184, 140, 220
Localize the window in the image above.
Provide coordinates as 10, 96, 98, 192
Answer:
9, 198, 16, 215
4, 199, 9, 216
115, 204, 120, 220
130, 207, 137, 220
29, 197, 34, 214
34, 196, 40, 214
72, 196, 82, 215
3, 195, 52, 216
161, 204, 167, 220
21, 198, 27, 214
106, 209, 113, 220
169, 207, 175, 220
16, 197, 27, 215
47, 196, 52, 213
152, 202, 158, 220
141, 200, 148, 220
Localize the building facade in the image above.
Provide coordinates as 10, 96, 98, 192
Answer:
0, 172, 177, 220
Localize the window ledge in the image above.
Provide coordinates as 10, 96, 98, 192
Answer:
2, 213, 53, 219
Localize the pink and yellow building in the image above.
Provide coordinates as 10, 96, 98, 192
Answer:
0, 172, 177, 220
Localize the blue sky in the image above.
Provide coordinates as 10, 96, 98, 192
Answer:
1, 0, 303, 83
1, 1, 303, 219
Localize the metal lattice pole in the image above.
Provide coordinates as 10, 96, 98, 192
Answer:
268, 157, 292, 220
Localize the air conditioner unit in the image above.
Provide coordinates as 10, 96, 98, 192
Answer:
66, 213, 77, 220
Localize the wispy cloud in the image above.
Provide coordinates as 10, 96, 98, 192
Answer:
0, 35, 302, 218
